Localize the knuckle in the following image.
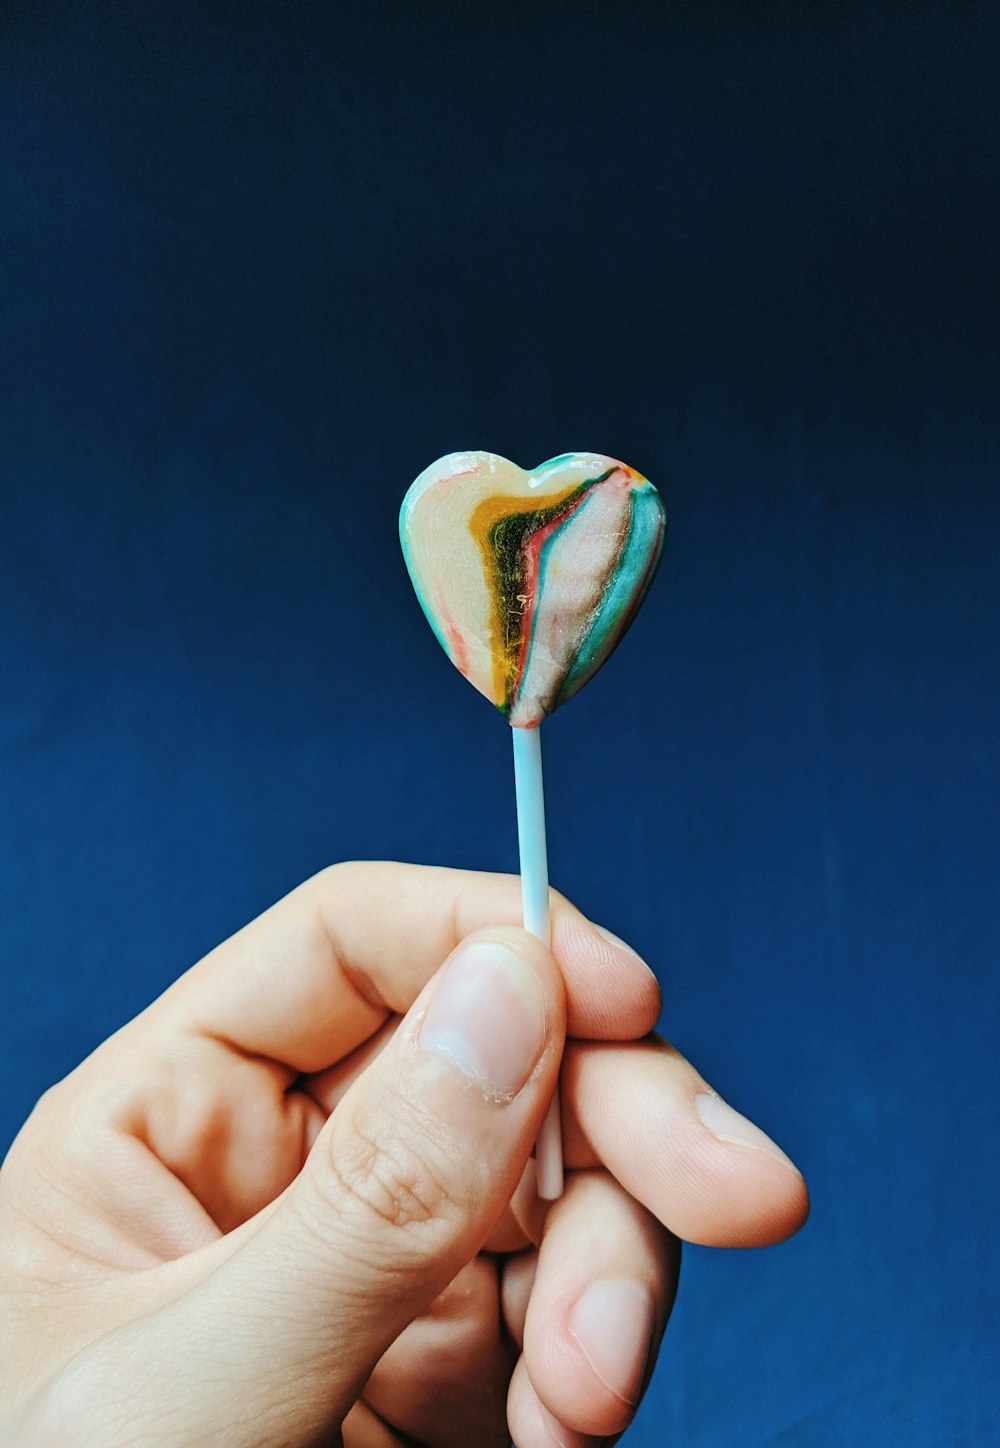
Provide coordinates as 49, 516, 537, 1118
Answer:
311, 1088, 468, 1248
425, 1255, 498, 1325
314, 860, 349, 889
331, 1130, 438, 1232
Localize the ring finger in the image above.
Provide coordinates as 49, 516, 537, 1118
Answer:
506, 1169, 679, 1445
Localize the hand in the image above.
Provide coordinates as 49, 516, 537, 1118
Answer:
0, 864, 808, 1446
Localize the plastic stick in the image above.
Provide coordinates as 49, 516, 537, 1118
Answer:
511, 723, 563, 1200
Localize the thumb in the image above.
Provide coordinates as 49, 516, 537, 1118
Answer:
102, 928, 562, 1445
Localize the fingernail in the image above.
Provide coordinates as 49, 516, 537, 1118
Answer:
695, 1091, 801, 1174
568, 1278, 655, 1406
419, 941, 546, 1097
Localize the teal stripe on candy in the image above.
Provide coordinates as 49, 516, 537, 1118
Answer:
552, 486, 666, 710
533, 453, 577, 472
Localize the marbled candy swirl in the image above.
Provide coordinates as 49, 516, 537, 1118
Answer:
400, 451, 667, 728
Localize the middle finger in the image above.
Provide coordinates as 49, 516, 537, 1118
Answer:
562, 1036, 809, 1247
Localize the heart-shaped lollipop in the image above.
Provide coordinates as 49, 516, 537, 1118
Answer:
400, 451, 667, 1199
400, 451, 667, 727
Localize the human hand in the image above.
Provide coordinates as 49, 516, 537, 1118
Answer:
0, 864, 808, 1446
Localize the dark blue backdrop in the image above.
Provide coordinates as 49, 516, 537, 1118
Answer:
2, 3, 997, 1443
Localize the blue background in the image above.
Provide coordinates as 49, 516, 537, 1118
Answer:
1, 3, 997, 1442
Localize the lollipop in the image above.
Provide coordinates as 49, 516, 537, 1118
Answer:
400, 451, 667, 1197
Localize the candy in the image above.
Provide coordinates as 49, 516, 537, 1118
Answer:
400, 451, 667, 727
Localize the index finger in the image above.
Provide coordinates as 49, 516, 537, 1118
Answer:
151, 862, 660, 1074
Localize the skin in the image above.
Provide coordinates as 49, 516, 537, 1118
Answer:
0, 863, 809, 1446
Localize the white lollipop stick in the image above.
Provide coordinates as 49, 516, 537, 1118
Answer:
511, 723, 563, 1200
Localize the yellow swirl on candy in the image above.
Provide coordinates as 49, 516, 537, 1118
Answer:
400, 451, 667, 728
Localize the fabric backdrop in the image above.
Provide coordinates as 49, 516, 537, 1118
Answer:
2, 3, 997, 1443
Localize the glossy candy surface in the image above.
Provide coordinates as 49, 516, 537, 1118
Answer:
400, 451, 666, 728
